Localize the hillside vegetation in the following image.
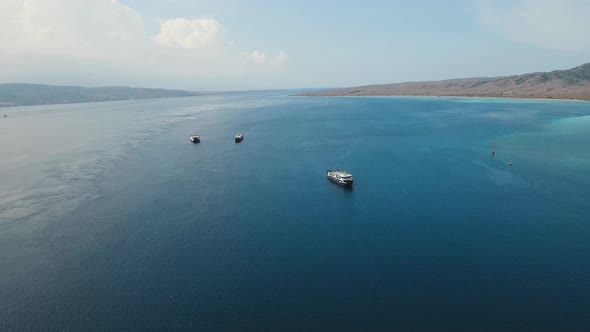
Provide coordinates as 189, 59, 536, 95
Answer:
0, 84, 198, 107
300, 63, 590, 100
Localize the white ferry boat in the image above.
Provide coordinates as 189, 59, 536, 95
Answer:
327, 169, 353, 186
189, 135, 200, 143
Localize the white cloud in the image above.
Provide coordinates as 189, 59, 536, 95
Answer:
271, 50, 288, 65
248, 51, 267, 63
0, 0, 288, 89
477, 0, 590, 51
248, 50, 288, 65
0, 0, 145, 56
154, 18, 220, 49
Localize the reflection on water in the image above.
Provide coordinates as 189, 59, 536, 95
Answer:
2, 93, 590, 330
0, 94, 292, 226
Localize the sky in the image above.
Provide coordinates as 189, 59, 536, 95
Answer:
1, 0, 589, 90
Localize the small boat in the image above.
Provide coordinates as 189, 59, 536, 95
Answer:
235, 133, 244, 143
327, 169, 353, 186
491, 145, 496, 156
189, 135, 200, 143
508, 161, 512, 166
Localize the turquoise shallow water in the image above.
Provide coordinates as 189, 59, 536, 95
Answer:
1, 92, 590, 330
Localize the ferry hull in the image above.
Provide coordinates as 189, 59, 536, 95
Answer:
327, 176, 353, 186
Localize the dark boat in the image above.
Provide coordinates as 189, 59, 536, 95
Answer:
235, 133, 244, 143
189, 135, 200, 143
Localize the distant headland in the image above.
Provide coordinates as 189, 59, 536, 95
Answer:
0, 83, 200, 107
299, 63, 590, 101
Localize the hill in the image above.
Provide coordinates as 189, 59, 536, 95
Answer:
0, 84, 198, 107
299, 63, 590, 100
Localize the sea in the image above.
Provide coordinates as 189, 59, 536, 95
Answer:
1, 91, 590, 331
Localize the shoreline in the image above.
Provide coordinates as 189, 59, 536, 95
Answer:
294, 93, 590, 103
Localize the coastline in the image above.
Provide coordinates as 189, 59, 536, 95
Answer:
295, 63, 590, 102
294, 93, 590, 103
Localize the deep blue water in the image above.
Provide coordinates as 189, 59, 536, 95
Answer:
1, 92, 590, 331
